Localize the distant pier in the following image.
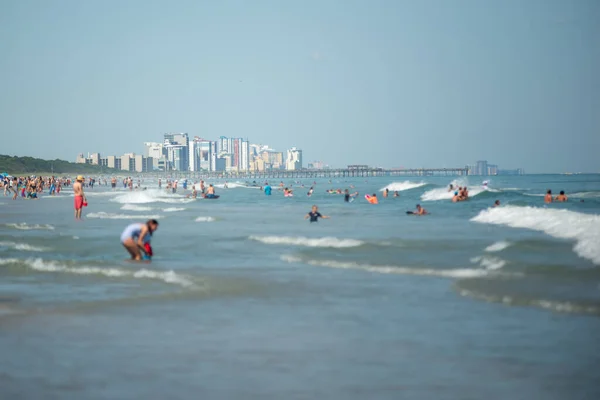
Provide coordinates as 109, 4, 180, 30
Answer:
162, 165, 469, 180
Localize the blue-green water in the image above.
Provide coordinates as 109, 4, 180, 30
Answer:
1, 174, 600, 399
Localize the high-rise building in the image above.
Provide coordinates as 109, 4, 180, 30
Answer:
89, 153, 101, 165
240, 140, 250, 171
120, 154, 135, 172
286, 147, 302, 170
476, 160, 488, 176
164, 133, 189, 171
189, 137, 218, 171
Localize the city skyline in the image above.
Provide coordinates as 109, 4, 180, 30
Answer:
76, 133, 314, 173
2, 1, 598, 173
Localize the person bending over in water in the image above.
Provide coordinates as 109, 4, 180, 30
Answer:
555, 191, 568, 202
544, 190, 553, 203
120, 219, 159, 261
305, 205, 330, 223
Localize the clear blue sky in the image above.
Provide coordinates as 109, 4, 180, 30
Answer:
1, 0, 598, 172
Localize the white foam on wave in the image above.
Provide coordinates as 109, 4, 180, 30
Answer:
0, 241, 47, 252
471, 206, 600, 265
163, 207, 186, 212
195, 216, 215, 222
281, 255, 501, 278
570, 191, 600, 199
470, 256, 507, 270
121, 204, 154, 211
380, 181, 427, 192
111, 189, 195, 205
458, 289, 599, 315
213, 182, 259, 189
485, 241, 512, 252
3, 223, 55, 231
86, 212, 162, 220
421, 186, 486, 201
0, 258, 195, 288
251, 235, 364, 248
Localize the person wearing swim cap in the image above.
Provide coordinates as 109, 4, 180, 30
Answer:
120, 219, 159, 261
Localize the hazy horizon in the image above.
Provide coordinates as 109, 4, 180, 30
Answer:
1, 0, 598, 173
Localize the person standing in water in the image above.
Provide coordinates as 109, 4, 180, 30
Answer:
264, 182, 272, 196
555, 191, 568, 202
73, 175, 87, 220
305, 205, 330, 222
544, 190, 553, 203
120, 219, 159, 261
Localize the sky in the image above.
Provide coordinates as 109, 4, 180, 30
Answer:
0, 0, 598, 173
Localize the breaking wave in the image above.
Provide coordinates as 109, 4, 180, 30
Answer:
0, 241, 47, 252
86, 212, 162, 220
471, 206, 600, 265
195, 216, 216, 222
485, 241, 512, 252
281, 255, 505, 278
458, 288, 600, 315
163, 207, 186, 212
380, 181, 427, 192
250, 235, 364, 248
3, 223, 55, 231
111, 189, 195, 204
0, 258, 195, 288
121, 204, 154, 212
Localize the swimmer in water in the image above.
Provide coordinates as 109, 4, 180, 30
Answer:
383, 188, 389, 198
305, 205, 330, 223
120, 219, 159, 261
413, 204, 428, 215
555, 191, 568, 202
544, 190, 553, 203
393, 191, 399, 197
493, 200, 500, 207
448, 184, 454, 192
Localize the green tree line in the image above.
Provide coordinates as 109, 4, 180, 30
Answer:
0, 154, 116, 175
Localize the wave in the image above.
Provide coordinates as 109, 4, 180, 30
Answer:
380, 181, 427, 192
163, 207, 186, 212
111, 189, 195, 205
195, 216, 215, 222
250, 235, 364, 248
3, 223, 55, 231
421, 186, 487, 201
0, 241, 47, 252
485, 241, 512, 252
570, 191, 600, 199
86, 212, 162, 220
121, 204, 154, 211
281, 255, 508, 278
471, 206, 600, 265
470, 256, 506, 270
214, 182, 260, 189
0, 258, 195, 288
458, 288, 599, 315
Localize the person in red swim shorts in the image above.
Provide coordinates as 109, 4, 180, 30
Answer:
73, 175, 88, 220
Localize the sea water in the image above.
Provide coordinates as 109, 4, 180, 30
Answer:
1, 174, 599, 399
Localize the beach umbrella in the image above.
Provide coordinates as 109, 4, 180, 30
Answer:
0, 173, 7, 177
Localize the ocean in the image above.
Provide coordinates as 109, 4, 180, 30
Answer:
1, 174, 599, 399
